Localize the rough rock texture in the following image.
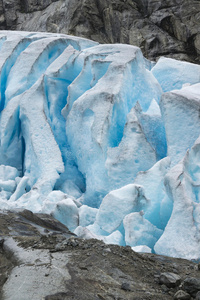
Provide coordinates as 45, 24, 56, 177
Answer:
0, 0, 199, 63
159, 272, 181, 288
183, 278, 200, 298
174, 290, 191, 300
0, 209, 200, 299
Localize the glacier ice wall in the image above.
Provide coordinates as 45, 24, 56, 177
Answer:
0, 31, 200, 260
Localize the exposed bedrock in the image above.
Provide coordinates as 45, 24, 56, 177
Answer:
0, 0, 199, 63
0, 209, 199, 300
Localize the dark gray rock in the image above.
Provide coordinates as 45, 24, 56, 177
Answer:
44, 292, 68, 300
0, 0, 199, 63
121, 282, 131, 291
18, 209, 74, 234
0, 209, 200, 299
196, 291, 200, 300
159, 272, 181, 288
183, 277, 200, 297
174, 290, 191, 300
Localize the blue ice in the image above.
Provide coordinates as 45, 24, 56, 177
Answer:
0, 31, 199, 259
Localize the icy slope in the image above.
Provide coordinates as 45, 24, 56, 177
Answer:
0, 31, 200, 259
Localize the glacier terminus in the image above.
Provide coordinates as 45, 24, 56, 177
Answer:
0, 31, 200, 260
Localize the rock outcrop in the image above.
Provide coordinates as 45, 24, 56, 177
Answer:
0, 209, 200, 299
0, 0, 199, 63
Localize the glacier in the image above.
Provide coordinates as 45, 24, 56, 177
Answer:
0, 31, 200, 260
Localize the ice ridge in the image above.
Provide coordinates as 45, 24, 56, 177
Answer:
0, 31, 200, 260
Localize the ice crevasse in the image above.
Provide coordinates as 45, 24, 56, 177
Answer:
0, 31, 200, 260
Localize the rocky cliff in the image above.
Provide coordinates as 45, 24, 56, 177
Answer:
0, 0, 199, 63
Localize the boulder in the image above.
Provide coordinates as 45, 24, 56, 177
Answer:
183, 277, 200, 297
174, 290, 191, 300
159, 272, 181, 288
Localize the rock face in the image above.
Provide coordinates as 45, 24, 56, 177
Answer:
0, 0, 199, 63
0, 209, 200, 300
0, 209, 75, 300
